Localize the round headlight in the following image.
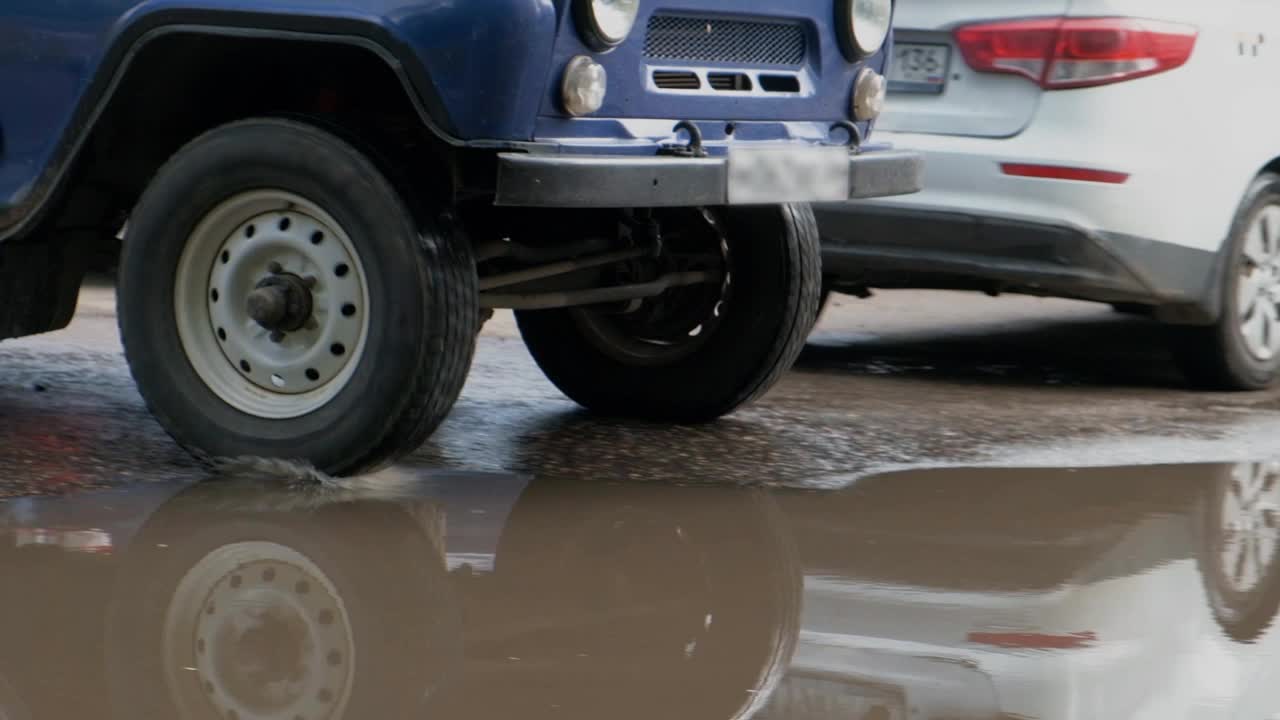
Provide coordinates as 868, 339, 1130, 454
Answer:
843, 0, 892, 58
577, 0, 640, 50
562, 56, 608, 116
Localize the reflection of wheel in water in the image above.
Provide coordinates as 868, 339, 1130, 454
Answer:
1199, 461, 1280, 642
105, 480, 459, 719
0, 673, 30, 720
492, 478, 802, 720
163, 541, 357, 720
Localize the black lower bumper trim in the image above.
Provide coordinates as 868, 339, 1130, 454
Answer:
494, 149, 923, 208
815, 204, 1221, 322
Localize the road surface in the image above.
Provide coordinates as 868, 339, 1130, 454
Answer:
2, 282, 1278, 495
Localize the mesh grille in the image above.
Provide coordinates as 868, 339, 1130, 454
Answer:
643, 15, 806, 67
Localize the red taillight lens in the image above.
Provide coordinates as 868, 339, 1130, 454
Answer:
954, 19, 1058, 85
954, 17, 1198, 90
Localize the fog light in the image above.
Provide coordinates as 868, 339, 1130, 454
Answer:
562, 56, 608, 117
852, 68, 886, 121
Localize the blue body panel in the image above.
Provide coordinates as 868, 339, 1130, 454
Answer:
0, 0, 886, 235
535, 0, 888, 154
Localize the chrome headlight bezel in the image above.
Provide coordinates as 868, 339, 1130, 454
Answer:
838, 0, 893, 60
575, 0, 641, 51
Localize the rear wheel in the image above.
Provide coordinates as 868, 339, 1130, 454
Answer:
119, 118, 478, 474
1173, 173, 1280, 390
515, 204, 821, 420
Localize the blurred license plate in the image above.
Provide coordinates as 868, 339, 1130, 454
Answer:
727, 146, 848, 205
889, 43, 950, 93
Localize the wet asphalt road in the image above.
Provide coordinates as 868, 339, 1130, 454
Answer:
2, 281, 1279, 495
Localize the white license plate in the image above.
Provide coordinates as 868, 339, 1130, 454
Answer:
889, 43, 951, 93
727, 146, 848, 205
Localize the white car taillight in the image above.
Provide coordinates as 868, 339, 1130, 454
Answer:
953, 17, 1198, 90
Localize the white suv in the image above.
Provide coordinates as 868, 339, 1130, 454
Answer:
817, 0, 1280, 390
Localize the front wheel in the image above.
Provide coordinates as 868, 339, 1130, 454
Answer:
516, 204, 821, 421
119, 118, 478, 475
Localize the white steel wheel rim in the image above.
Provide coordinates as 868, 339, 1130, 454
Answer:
1237, 205, 1280, 362
1218, 461, 1280, 595
175, 190, 371, 419
163, 541, 357, 720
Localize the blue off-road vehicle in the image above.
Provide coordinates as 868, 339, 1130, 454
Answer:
0, 0, 920, 474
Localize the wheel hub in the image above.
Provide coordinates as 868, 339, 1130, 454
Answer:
247, 272, 315, 333
574, 208, 731, 366
163, 543, 355, 720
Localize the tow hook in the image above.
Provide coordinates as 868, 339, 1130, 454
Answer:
658, 120, 708, 158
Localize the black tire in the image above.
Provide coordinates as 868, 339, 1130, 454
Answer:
104, 479, 459, 719
118, 118, 478, 475
1197, 462, 1280, 643
1172, 173, 1280, 390
515, 203, 821, 420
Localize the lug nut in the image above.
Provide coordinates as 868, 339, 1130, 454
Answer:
270, 331, 285, 343
267, 261, 283, 274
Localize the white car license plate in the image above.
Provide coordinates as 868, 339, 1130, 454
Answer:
889, 43, 951, 93
727, 146, 848, 205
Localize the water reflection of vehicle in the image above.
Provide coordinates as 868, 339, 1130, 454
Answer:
0, 467, 801, 720
773, 462, 1280, 720
0, 457, 1277, 719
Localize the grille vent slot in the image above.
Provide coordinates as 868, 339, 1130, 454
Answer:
708, 73, 753, 92
652, 70, 702, 90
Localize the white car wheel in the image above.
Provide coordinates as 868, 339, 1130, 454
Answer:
1235, 205, 1280, 362
1174, 174, 1280, 391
